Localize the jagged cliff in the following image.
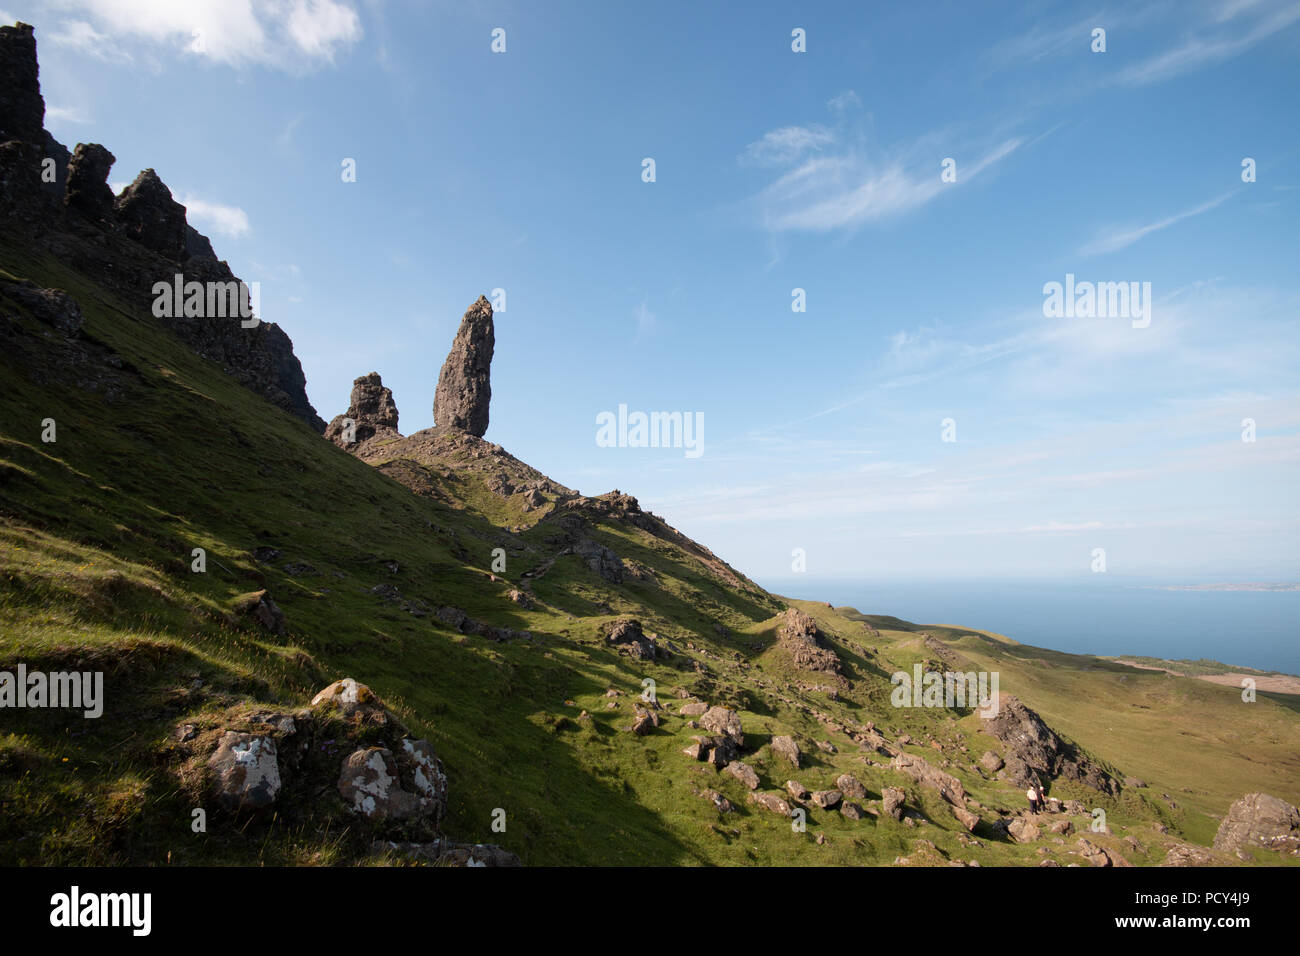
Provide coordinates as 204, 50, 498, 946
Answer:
0, 22, 323, 431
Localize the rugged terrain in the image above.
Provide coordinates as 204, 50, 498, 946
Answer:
1, 21, 1297, 867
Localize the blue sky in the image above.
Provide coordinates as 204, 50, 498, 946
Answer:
10, 0, 1300, 583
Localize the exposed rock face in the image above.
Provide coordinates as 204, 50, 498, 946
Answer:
980, 695, 1119, 796
433, 295, 494, 436
0, 23, 43, 144
64, 142, 117, 220
1213, 793, 1300, 856
777, 608, 842, 676
115, 168, 187, 261
325, 372, 401, 448
0, 23, 327, 433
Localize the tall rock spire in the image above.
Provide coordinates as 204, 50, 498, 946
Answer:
433, 295, 494, 437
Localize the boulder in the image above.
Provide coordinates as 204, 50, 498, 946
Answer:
603, 618, 657, 660
882, 787, 906, 821
724, 760, 760, 790
433, 295, 494, 436
841, 802, 865, 821
978, 750, 1004, 773
208, 732, 281, 810
1008, 818, 1040, 843
699, 706, 744, 746
810, 789, 843, 810
310, 677, 385, 720
1212, 793, 1300, 856
338, 739, 447, 823
749, 791, 792, 816
771, 735, 801, 768
699, 788, 733, 813
836, 773, 867, 801
952, 805, 980, 832
785, 780, 809, 800
776, 607, 841, 675
679, 701, 707, 717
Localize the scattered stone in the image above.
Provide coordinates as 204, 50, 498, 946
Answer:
771, 735, 801, 768
811, 789, 843, 810
841, 802, 865, 821
882, 787, 906, 821
785, 780, 809, 800
749, 792, 792, 816
836, 773, 867, 801
724, 760, 760, 790
979, 750, 1004, 773
699, 706, 744, 746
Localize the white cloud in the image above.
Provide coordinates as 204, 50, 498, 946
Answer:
47, 19, 134, 62
741, 125, 835, 167
1079, 192, 1234, 256
45, 104, 89, 124
47, 0, 362, 71
753, 136, 1022, 232
180, 194, 251, 239
826, 90, 862, 114
1116, 0, 1300, 86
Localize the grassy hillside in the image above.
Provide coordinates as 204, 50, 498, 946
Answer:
2, 239, 1297, 867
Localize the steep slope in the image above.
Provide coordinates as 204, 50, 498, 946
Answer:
2, 20, 1296, 868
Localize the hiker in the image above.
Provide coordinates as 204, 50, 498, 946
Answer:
1026, 786, 1040, 813
1036, 783, 1049, 812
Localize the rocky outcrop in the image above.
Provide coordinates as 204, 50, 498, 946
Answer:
64, 142, 116, 221
980, 695, 1119, 795
777, 608, 842, 676
325, 372, 401, 448
1212, 793, 1300, 857
882, 786, 906, 820
0, 23, 43, 144
433, 295, 494, 436
0, 23, 326, 433
699, 706, 744, 746
603, 618, 657, 660
338, 739, 447, 824
115, 168, 187, 261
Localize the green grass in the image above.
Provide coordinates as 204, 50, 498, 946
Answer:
2, 240, 1298, 867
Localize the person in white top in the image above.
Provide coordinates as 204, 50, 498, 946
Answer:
1027, 787, 1040, 813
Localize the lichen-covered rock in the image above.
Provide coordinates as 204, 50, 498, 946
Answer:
433, 295, 494, 436
338, 739, 447, 824
310, 677, 384, 719
1213, 793, 1300, 856
882, 786, 906, 820
811, 789, 843, 810
208, 732, 281, 810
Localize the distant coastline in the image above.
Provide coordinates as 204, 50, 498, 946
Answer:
1137, 582, 1300, 592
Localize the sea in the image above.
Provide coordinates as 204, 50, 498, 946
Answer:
756, 577, 1300, 676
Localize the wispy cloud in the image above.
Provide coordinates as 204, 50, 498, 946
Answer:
1115, 0, 1300, 86
45, 104, 90, 124
1079, 191, 1234, 256
741, 125, 835, 167
46, 0, 362, 71
179, 194, 251, 239
749, 134, 1022, 232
